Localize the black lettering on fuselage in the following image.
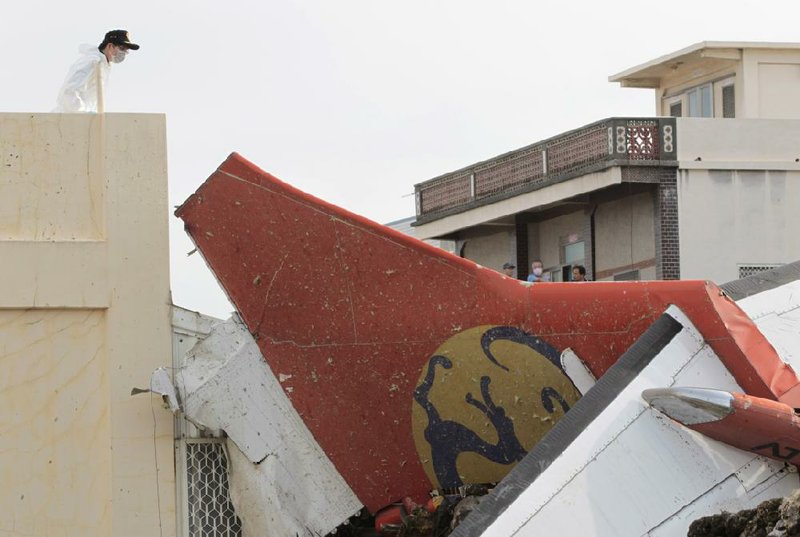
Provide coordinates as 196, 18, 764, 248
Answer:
751, 442, 800, 461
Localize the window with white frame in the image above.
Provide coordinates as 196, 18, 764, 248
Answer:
686, 83, 713, 118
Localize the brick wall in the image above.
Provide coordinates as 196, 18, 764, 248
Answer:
622, 167, 680, 280
656, 170, 680, 279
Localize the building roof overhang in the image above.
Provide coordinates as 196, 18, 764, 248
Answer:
609, 41, 800, 88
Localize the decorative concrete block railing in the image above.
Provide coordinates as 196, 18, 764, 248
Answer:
414, 117, 676, 223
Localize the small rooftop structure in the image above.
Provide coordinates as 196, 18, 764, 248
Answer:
610, 41, 800, 119
609, 41, 800, 88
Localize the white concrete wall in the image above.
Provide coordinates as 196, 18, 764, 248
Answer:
675, 118, 800, 283
593, 192, 655, 281
0, 113, 174, 537
677, 118, 800, 164
757, 63, 800, 119
677, 168, 800, 283
742, 49, 800, 119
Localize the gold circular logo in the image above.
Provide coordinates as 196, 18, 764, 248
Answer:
411, 325, 580, 489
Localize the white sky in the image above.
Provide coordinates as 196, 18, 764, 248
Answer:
2, 0, 797, 318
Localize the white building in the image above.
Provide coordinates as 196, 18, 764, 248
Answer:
412, 42, 800, 283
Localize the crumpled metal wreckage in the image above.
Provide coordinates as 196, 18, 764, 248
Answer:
161, 153, 800, 537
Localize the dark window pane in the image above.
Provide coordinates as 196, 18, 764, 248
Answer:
723, 85, 735, 118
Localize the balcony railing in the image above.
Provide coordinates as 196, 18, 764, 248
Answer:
413, 117, 676, 223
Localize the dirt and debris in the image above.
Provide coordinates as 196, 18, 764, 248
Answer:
688, 490, 800, 537
331, 485, 493, 537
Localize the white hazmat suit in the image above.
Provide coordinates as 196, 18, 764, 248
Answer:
53, 45, 110, 113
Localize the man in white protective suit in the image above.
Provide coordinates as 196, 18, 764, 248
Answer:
53, 30, 140, 113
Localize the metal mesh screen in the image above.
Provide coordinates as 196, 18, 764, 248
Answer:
739, 264, 783, 279
185, 441, 242, 537
722, 85, 735, 119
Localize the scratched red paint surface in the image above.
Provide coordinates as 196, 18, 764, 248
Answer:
176, 153, 798, 512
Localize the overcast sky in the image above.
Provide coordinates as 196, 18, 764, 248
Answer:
2, 0, 797, 318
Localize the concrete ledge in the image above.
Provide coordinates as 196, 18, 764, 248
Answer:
415, 167, 622, 240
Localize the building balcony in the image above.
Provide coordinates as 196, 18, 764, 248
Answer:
413, 117, 677, 225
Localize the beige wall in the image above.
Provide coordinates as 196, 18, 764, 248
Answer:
678, 168, 800, 283
0, 113, 174, 537
742, 49, 800, 119
593, 192, 655, 281
460, 227, 515, 275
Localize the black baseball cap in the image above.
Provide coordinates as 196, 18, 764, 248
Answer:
101, 30, 140, 50
502, 262, 516, 269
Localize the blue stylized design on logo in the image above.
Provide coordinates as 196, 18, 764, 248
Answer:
414, 326, 571, 488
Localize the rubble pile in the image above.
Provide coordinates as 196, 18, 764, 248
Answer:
332, 485, 492, 537
689, 490, 800, 537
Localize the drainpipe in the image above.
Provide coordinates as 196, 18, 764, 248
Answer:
589, 205, 597, 281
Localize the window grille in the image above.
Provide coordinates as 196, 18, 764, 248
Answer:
185, 440, 242, 537
669, 102, 682, 118
722, 85, 735, 118
738, 264, 783, 279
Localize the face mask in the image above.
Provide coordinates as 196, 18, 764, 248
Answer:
533, 267, 543, 276
111, 48, 127, 63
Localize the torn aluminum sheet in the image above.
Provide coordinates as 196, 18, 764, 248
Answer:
454, 305, 800, 537
175, 316, 362, 537
150, 367, 180, 412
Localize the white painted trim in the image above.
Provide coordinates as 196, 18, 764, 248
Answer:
678, 161, 800, 170
560, 348, 596, 395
